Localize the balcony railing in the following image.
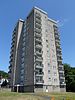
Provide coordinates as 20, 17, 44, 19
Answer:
35, 44, 42, 49
35, 80, 44, 84
56, 47, 61, 51
57, 53, 62, 57
9, 59, 13, 63
59, 70, 64, 73
59, 73, 65, 78
35, 27, 42, 33
59, 67, 64, 71
35, 24, 41, 29
35, 32, 42, 37
56, 43, 60, 47
55, 37, 60, 41
35, 38, 42, 43
35, 13, 41, 20
56, 46, 61, 50
55, 39, 60, 43
35, 65, 43, 69
35, 51, 42, 55
35, 72, 44, 76
57, 58, 62, 62
35, 57, 43, 62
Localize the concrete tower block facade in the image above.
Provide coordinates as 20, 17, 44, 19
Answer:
9, 7, 66, 92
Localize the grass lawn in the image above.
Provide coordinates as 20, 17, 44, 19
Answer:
0, 89, 75, 100
0, 89, 44, 100
36, 92, 75, 100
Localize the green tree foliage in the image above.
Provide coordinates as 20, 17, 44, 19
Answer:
64, 64, 75, 92
0, 70, 8, 78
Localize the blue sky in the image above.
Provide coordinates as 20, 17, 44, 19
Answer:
0, 0, 75, 72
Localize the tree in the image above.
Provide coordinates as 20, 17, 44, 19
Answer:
0, 70, 8, 78
64, 64, 75, 92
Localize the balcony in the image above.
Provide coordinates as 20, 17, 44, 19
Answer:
57, 50, 62, 54
35, 13, 41, 20
59, 67, 64, 71
35, 27, 42, 33
36, 65, 43, 69
58, 64, 63, 70
35, 57, 43, 62
10, 54, 13, 59
57, 53, 62, 57
10, 49, 14, 54
35, 23, 41, 29
59, 73, 65, 78
35, 38, 42, 43
57, 58, 62, 62
59, 70, 64, 73
35, 32, 42, 38
35, 20, 41, 25
9, 59, 13, 65
54, 30, 59, 35
53, 25, 58, 30
55, 39, 60, 43
35, 18, 41, 25
55, 37, 60, 41
57, 47, 61, 51
9, 65, 12, 69
35, 44, 42, 49
35, 72, 44, 76
35, 51, 42, 55
12, 33, 16, 40
11, 44, 14, 49
56, 43, 60, 47
8, 70, 11, 74
60, 79, 66, 85
35, 80, 44, 84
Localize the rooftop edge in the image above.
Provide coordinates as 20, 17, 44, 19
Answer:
34, 6, 47, 15
48, 18, 57, 24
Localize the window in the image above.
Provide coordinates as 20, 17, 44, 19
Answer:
45, 16, 47, 19
48, 70, 50, 74
54, 78, 57, 82
48, 77, 51, 81
53, 66, 56, 69
46, 86, 48, 89
46, 45, 48, 48
48, 63, 50, 67
46, 39, 48, 42
52, 60, 56, 62
47, 50, 49, 53
54, 72, 57, 76
52, 54, 55, 57
52, 49, 54, 52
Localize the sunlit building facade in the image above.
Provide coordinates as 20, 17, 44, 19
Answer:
9, 7, 66, 92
